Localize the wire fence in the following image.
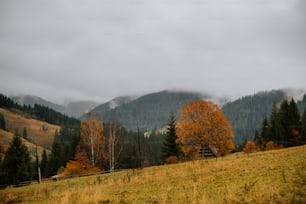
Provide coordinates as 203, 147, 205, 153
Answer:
0, 169, 127, 189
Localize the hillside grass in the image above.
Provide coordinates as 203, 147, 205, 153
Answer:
0, 108, 60, 149
1, 145, 305, 204
0, 129, 49, 161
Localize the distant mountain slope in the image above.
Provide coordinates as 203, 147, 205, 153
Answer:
12, 95, 98, 118
86, 90, 213, 131
88, 96, 136, 116
297, 94, 306, 116
222, 90, 286, 145
12, 95, 65, 112
222, 89, 306, 146
65, 101, 99, 118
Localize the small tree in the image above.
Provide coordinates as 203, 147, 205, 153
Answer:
0, 113, 5, 130
161, 113, 181, 163
107, 121, 124, 172
40, 149, 48, 177
301, 107, 306, 144
2, 132, 32, 185
243, 141, 257, 155
265, 141, 283, 151
23, 127, 28, 139
47, 130, 64, 176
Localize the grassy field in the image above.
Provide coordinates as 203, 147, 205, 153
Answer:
0, 108, 60, 149
0, 145, 305, 204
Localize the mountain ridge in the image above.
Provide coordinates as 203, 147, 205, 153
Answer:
12, 95, 99, 118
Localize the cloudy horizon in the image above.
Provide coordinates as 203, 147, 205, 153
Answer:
0, 0, 305, 104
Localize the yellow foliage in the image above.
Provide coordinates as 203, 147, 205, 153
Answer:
79, 118, 106, 167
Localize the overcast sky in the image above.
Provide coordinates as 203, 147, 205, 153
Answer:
0, 0, 305, 104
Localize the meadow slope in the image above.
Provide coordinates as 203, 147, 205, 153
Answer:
0, 145, 305, 204
0, 108, 59, 149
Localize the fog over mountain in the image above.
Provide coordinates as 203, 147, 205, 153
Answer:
0, 0, 305, 103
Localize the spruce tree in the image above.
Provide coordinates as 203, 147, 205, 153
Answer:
0, 113, 6, 130
301, 107, 306, 144
278, 99, 301, 146
269, 105, 281, 142
161, 113, 181, 163
23, 127, 28, 139
40, 149, 48, 177
287, 99, 301, 146
2, 132, 32, 185
47, 129, 64, 176
278, 100, 290, 146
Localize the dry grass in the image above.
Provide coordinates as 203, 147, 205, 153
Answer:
0, 129, 50, 160
1, 145, 305, 204
0, 108, 60, 149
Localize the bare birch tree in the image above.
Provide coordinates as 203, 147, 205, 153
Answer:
107, 121, 124, 172
79, 117, 105, 167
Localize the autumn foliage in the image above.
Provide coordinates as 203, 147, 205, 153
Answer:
62, 148, 102, 176
176, 100, 234, 159
164, 156, 179, 164
243, 141, 257, 154
265, 141, 283, 151
79, 118, 106, 167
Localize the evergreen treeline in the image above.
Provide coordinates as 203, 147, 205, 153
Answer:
0, 93, 80, 128
255, 98, 306, 149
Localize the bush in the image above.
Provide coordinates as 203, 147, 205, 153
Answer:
265, 141, 283, 151
165, 156, 179, 164
62, 160, 101, 176
243, 141, 257, 154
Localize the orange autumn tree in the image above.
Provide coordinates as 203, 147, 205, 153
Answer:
176, 100, 235, 159
63, 150, 101, 176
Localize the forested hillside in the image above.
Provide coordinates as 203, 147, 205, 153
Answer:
222, 90, 286, 145
86, 90, 210, 131
0, 94, 80, 128
12, 95, 98, 118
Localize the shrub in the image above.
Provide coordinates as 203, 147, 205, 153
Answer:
165, 156, 179, 164
243, 141, 257, 154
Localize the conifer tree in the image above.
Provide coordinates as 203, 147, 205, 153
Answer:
259, 117, 270, 149
47, 130, 64, 176
278, 99, 301, 146
40, 149, 48, 177
0, 113, 5, 130
301, 107, 306, 144
161, 113, 181, 163
287, 99, 301, 146
2, 132, 32, 185
269, 105, 281, 142
23, 127, 28, 139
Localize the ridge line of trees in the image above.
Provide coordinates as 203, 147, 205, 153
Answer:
0, 93, 80, 128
